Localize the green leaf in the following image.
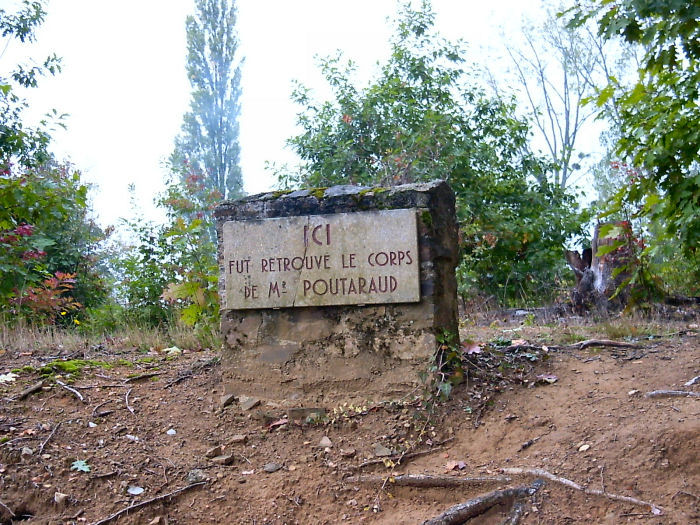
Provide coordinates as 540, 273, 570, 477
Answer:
596, 240, 624, 257
71, 460, 91, 472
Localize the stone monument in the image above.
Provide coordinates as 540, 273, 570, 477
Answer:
215, 180, 459, 401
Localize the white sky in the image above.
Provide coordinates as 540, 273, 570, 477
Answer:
4, 0, 548, 227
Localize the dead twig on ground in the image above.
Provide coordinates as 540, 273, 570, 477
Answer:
55, 380, 84, 402
89, 482, 206, 525
501, 467, 663, 515
125, 388, 135, 415
645, 390, 700, 399
164, 372, 193, 389
421, 479, 545, 525
567, 339, 640, 350
347, 473, 511, 487
12, 380, 44, 401
92, 401, 112, 418
38, 421, 62, 455
123, 372, 161, 383
684, 375, 700, 386
351, 437, 454, 471
0, 499, 15, 518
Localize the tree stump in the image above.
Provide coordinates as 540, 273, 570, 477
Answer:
565, 222, 631, 314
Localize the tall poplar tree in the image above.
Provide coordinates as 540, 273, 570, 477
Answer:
173, 0, 243, 200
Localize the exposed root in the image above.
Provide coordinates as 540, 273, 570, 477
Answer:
421, 479, 545, 525
501, 467, 663, 515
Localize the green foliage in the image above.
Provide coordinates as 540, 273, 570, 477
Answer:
159, 165, 221, 329
173, 0, 244, 200
0, 0, 63, 170
0, 162, 108, 323
280, 1, 584, 303
567, 0, 700, 254
106, 165, 221, 340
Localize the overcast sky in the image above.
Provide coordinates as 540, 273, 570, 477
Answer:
4, 0, 545, 227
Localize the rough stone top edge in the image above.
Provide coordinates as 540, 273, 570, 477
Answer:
214, 179, 449, 217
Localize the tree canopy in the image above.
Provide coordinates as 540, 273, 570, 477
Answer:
280, 1, 584, 302
567, 0, 700, 253
173, 0, 244, 201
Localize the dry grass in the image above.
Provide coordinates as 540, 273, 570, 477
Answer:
0, 320, 221, 355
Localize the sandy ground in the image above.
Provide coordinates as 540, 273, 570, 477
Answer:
0, 317, 698, 524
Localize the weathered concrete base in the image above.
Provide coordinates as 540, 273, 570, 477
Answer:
215, 181, 459, 402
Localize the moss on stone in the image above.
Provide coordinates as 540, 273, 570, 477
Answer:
38, 359, 111, 378
421, 210, 434, 228
309, 187, 328, 199
271, 190, 293, 199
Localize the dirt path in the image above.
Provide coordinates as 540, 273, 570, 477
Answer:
0, 321, 698, 524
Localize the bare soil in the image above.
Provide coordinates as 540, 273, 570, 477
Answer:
1, 317, 698, 525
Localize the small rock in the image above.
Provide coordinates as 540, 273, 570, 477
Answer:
318, 436, 333, 448
239, 396, 261, 411
206, 445, 223, 458
163, 346, 182, 356
88, 421, 97, 428
54, 492, 68, 506
578, 444, 591, 452
186, 468, 208, 484
20, 447, 34, 458
127, 486, 144, 496
229, 434, 247, 444
220, 393, 237, 408
263, 462, 282, 473
125, 434, 139, 442
340, 448, 356, 458
373, 443, 393, 457
166, 428, 176, 436
148, 517, 162, 525
211, 454, 235, 465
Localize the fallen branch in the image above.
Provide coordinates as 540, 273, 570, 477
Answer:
0, 499, 15, 518
645, 390, 700, 399
55, 380, 84, 402
567, 339, 639, 350
124, 372, 161, 384
347, 473, 511, 487
12, 380, 45, 401
421, 479, 544, 525
125, 388, 135, 415
501, 467, 663, 515
90, 482, 206, 525
38, 421, 62, 455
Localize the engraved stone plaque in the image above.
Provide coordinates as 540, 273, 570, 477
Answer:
222, 209, 419, 309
